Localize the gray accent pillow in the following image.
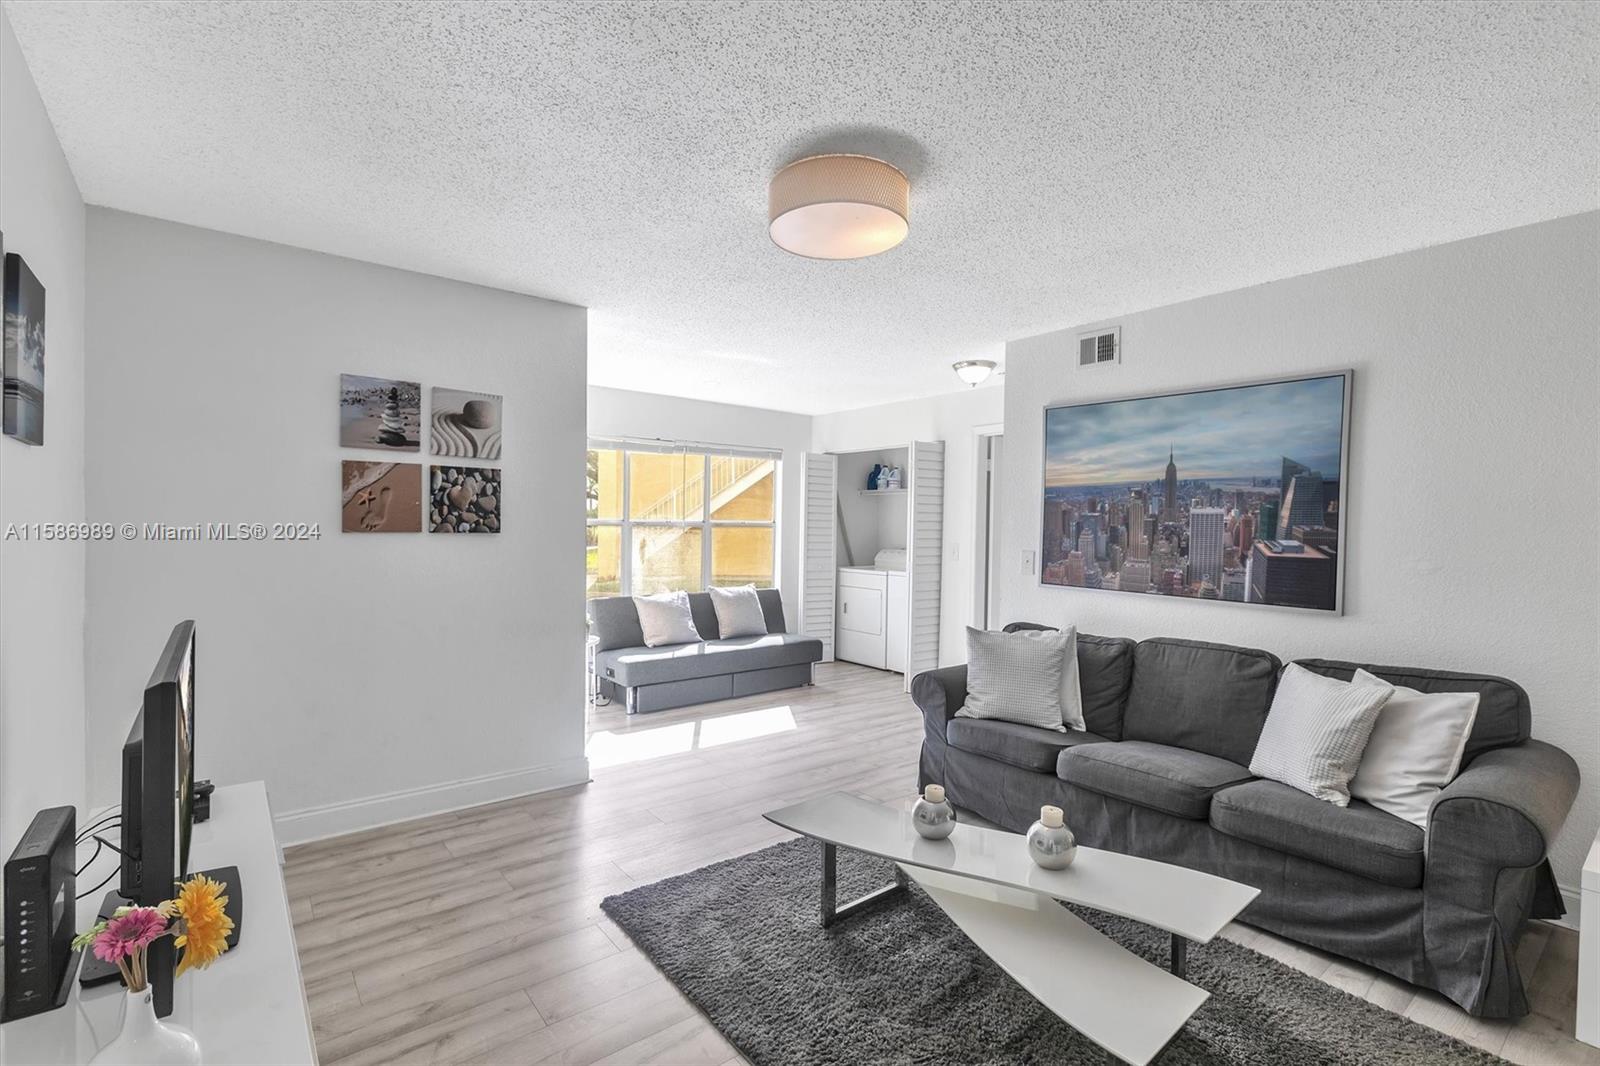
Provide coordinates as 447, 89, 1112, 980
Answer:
708, 585, 769, 639
1250, 663, 1394, 806
632, 590, 702, 648
956, 627, 1069, 732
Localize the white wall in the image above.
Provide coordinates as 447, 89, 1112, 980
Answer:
586, 385, 813, 632
997, 213, 1599, 892
84, 209, 589, 843
813, 386, 1005, 666
0, 10, 87, 853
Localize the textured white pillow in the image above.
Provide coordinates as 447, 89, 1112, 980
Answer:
957, 627, 1069, 732
1249, 664, 1394, 806
708, 585, 768, 639
1057, 625, 1087, 731
1348, 669, 1479, 828
632, 590, 702, 647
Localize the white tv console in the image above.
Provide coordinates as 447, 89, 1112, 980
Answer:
0, 781, 316, 1065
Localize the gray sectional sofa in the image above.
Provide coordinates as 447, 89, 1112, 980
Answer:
589, 588, 824, 713
911, 625, 1580, 1019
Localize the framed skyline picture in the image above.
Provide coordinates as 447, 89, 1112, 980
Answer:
1040, 370, 1351, 613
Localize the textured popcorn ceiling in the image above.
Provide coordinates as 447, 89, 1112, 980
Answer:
6, 1, 1595, 414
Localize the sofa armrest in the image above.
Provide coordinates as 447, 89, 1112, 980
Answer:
911, 665, 968, 732
1428, 740, 1579, 868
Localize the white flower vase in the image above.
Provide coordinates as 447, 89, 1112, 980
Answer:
90, 987, 202, 1066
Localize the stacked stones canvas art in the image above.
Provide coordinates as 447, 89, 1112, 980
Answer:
430, 465, 501, 533
340, 373, 420, 450
3, 249, 46, 446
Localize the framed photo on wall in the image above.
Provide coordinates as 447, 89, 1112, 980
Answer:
1040, 370, 1352, 613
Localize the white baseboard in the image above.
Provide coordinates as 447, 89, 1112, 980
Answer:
272, 757, 592, 846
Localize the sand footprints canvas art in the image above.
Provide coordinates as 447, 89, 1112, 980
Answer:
342, 461, 422, 532
431, 387, 502, 461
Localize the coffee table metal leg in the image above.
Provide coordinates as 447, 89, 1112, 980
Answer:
1170, 934, 1188, 978
819, 842, 908, 928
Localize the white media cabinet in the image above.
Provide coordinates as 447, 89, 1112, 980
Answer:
0, 781, 316, 1065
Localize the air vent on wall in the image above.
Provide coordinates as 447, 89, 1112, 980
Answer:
1077, 326, 1120, 368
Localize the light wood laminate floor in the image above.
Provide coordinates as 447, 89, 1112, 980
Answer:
285, 663, 1595, 1065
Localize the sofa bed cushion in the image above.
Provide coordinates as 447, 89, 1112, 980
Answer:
1123, 638, 1281, 766
633, 590, 702, 647
708, 584, 769, 638
946, 719, 1108, 773
1210, 779, 1425, 889
589, 594, 647, 652
596, 633, 822, 687
1057, 741, 1255, 820
1292, 658, 1527, 761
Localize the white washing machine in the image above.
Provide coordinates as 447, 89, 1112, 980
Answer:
836, 549, 908, 672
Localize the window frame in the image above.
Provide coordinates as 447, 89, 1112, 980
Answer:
587, 438, 779, 599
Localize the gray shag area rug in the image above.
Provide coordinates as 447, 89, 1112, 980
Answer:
601, 837, 1505, 1066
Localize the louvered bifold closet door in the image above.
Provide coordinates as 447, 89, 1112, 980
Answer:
905, 440, 945, 691
800, 453, 838, 662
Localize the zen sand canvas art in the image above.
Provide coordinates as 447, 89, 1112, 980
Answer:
430, 386, 502, 461
341, 374, 421, 451
341, 461, 422, 532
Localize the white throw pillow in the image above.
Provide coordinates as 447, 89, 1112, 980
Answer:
708, 584, 769, 639
632, 590, 702, 648
956, 627, 1069, 732
1057, 625, 1087, 731
1348, 669, 1479, 828
1249, 663, 1395, 806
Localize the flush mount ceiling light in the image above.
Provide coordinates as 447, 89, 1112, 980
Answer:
768, 154, 909, 260
953, 359, 997, 386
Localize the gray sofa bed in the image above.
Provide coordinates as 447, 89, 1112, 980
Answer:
589, 588, 824, 713
911, 625, 1580, 1020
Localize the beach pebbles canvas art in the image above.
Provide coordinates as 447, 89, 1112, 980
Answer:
3, 251, 46, 446
430, 387, 502, 461
431, 466, 500, 533
341, 374, 421, 451
342, 461, 423, 533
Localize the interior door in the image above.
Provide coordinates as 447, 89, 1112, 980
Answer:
800, 452, 839, 662
905, 440, 946, 690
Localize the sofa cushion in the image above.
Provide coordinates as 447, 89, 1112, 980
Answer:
1000, 625, 1135, 739
597, 632, 822, 687
1057, 741, 1255, 820
590, 589, 788, 651
947, 719, 1108, 773
1292, 659, 1527, 761
1210, 779, 1425, 889
1123, 638, 1281, 765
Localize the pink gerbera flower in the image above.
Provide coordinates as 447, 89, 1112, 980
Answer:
93, 907, 169, 964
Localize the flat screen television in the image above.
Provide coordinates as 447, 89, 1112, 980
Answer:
114, 620, 196, 1017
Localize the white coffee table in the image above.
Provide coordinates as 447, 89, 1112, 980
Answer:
764, 792, 1260, 1066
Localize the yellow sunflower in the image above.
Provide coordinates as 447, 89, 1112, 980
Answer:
172, 874, 233, 976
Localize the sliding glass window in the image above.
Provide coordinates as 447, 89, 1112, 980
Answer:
586, 439, 779, 600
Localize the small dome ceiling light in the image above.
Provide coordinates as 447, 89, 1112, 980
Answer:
953, 359, 997, 387
768, 154, 909, 260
